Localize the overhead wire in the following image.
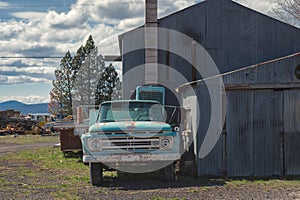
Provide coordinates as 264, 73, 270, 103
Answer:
0, 0, 199, 8
0, 56, 62, 59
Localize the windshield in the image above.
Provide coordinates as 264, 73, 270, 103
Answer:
99, 102, 164, 122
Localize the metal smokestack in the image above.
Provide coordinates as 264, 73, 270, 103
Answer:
145, 0, 158, 84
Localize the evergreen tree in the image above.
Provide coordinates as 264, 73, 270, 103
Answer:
72, 36, 105, 107
49, 34, 122, 117
49, 51, 74, 116
95, 64, 120, 105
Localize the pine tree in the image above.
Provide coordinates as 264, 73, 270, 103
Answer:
48, 51, 74, 116
95, 64, 121, 105
72, 36, 105, 108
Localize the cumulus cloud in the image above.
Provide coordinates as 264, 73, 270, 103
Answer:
0, 75, 8, 83
159, 0, 199, 18
11, 12, 47, 20
0, 75, 51, 85
234, 0, 276, 14
116, 17, 144, 30
0, 1, 10, 8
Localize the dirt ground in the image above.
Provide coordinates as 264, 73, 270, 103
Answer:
0, 137, 300, 200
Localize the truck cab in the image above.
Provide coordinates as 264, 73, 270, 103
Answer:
81, 87, 181, 185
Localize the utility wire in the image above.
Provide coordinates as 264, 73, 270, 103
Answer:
0, 56, 63, 59
0, 0, 198, 8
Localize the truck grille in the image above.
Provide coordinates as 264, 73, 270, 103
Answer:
139, 91, 164, 105
101, 136, 160, 150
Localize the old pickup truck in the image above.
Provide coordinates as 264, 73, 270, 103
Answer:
81, 86, 181, 185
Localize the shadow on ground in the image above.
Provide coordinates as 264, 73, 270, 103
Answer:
98, 172, 225, 190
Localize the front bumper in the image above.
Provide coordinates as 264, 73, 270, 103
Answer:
83, 153, 181, 163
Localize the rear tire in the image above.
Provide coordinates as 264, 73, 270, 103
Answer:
161, 163, 175, 181
90, 163, 103, 186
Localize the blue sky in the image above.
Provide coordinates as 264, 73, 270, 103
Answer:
0, 0, 277, 104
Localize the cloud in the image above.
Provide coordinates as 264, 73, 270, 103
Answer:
0, 75, 8, 83
0, 1, 10, 8
234, 0, 276, 14
159, 0, 199, 18
11, 12, 47, 20
0, 66, 54, 80
116, 17, 144, 30
46, 10, 89, 29
0, 71, 52, 85
0, 95, 49, 104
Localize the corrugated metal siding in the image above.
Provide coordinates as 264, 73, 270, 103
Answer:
226, 91, 254, 177
179, 83, 300, 177
122, 32, 145, 99
177, 54, 300, 177
284, 90, 300, 133
154, 0, 300, 74
252, 91, 277, 176
198, 135, 224, 176
224, 90, 284, 177
196, 84, 224, 176
283, 89, 300, 175
221, 0, 300, 73
284, 133, 300, 175
269, 91, 284, 176
222, 53, 300, 87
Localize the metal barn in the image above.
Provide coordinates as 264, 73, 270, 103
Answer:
178, 52, 300, 177
119, 0, 300, 177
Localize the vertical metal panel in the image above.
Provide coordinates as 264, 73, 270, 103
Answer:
283, 89, 300, 175
270, 91, 284, 176
205, 0, 223, 49
222, 54, 300, 86
198, 135, 224, 176
252, 91, 275, 176
283, 90, 300, 133
226, 91, 253, 177
226, 90, 284, 177
196, 84, 224, 176
284, 133, 300, 175
252, 91, 272, 176
122, 32, 145, 99
221, 0, 300, 73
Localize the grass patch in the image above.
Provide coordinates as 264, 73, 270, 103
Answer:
0, 147, 89, 199
0, 135, 59, 145
225, 179, 300, 189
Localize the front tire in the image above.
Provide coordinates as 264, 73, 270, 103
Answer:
161, 163, 176, 181
90, 163, 103, 186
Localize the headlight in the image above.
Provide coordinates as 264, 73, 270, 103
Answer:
87, 139, 102, 151
160, 137, 173, 149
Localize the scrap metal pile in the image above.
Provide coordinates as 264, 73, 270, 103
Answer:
0, 115, 53, 135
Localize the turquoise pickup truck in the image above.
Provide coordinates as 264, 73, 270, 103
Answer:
81, 87, 181, 185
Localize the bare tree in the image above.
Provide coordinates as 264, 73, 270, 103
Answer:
272, 0, 300, 26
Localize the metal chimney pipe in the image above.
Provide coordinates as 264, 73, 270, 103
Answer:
145, 0, 158, 84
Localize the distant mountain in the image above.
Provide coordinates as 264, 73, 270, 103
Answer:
0, 100, 49, 115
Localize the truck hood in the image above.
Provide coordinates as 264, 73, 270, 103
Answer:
89, 121, 172, 132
